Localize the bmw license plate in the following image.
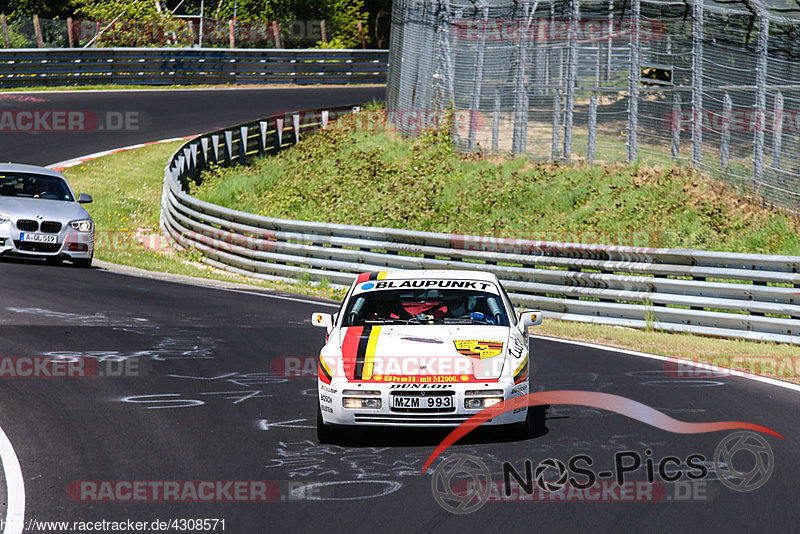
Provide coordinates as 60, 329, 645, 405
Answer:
392, 395, 453, 409
20, 233, 57, 244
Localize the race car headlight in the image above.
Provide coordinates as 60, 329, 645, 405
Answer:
69, 219, 94, 232
343, 397, 382, 409
464, 394, 504, 410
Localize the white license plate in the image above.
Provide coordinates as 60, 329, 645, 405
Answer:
20, 233, 58, 244
392, 395, 453, 409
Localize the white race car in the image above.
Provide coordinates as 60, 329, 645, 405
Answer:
312, 270, 542, 443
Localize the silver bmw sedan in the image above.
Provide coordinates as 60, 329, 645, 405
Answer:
0, 163, 94, 267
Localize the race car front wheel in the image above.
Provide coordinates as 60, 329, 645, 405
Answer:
317, 404, 341, 445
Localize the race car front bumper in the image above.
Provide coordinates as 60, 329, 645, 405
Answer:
319, 380, 529, 428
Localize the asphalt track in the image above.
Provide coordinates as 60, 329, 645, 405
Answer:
0, 87, 798, 533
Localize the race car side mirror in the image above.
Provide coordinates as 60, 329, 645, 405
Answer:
312, 312, 333, 328
77, 193, 93, 204
518, 311, 543, 332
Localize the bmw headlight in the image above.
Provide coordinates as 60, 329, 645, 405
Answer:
70, 219, 94, 232
0, 214, 9, 224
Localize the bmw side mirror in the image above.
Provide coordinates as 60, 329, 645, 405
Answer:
312, 313, 333, 328
77, 193, 93, 204
518, 310, 543, 333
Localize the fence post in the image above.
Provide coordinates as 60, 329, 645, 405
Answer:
492, 89, 500, 151
753, 14, 768, 189
357, 20, 366, 49
563, 0, 579, 161
626, 0, 640, 162
552, 90, 561, 158
321, 20, 327, 44
272, 20, 281, 48
1, 14, 8, 49
229, 19, 235, 48
468, 5, 489, 152
67, 17, 74, 48
772, 91, 783, 170
691, 0, 703, 167
721, 91, 731, 167
512, 1, 531, 155
33, 14, 44, 48
672, 92, 681, 158
606, 0, 613, 82
588, 93, 597, 162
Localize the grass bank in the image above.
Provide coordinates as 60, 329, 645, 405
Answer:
193, 113, 800, 255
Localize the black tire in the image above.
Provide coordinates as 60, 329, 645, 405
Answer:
316, 404, 338, 445
72, 257, 92, 268
506, 404, 549, 440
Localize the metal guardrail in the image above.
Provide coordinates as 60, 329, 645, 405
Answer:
161, 107, 800, 345
0, 48, 388, 86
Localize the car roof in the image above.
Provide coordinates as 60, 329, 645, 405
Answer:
0, 163, 65, 179
360, 270, 500, 282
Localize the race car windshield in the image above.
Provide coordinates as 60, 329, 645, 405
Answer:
342, 288, 510, 327
0, 173, 74, 201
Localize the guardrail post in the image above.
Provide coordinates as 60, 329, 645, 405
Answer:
321, 110, 329, 129
672, 92, 681, 159
211, 134, 220, 163
190, 143, 199, 172
721, 92, 731, 168
292, 114, 301, 144
274, 117, 284, 151
588, 93, 597, 163
691, 0, 703, 167
239, 126, 249, 165
753, 14, 768, 190
772, 90, 783, 170
200, 137, 210, 168
563, 0, 579, 161
626, 0, 640, 163
259, 121, 268, 155
224, 130, 233, 165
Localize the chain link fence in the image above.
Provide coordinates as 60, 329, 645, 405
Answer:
386, 0, 800, 213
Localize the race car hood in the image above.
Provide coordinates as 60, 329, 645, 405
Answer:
336, 324, 509, 381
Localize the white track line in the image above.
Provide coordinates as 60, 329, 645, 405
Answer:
47, 136, 194, 171
533, 334, 800, 393
0, 424, 25, 534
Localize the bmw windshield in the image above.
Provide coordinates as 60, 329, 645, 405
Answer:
0, 173, 75, 202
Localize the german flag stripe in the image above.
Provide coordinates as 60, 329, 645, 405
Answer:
356, 271, 389, 285
514, 356, 530, 384
341, 326, 365, 379
353, 325, 374, 380
362, 326, 381, 380
318, 357, 333, 384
